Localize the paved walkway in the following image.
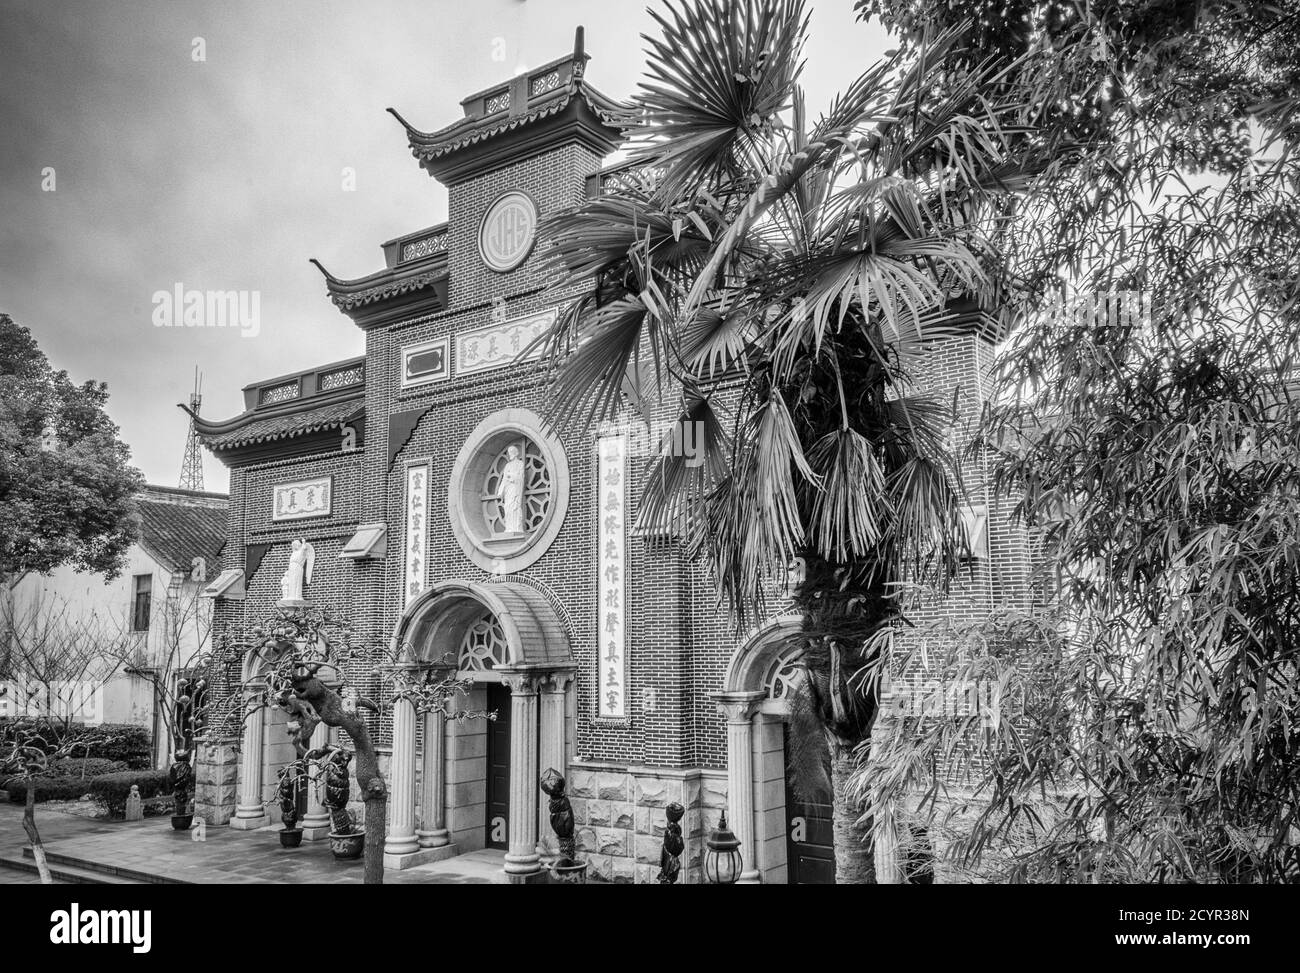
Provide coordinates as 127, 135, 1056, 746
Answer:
0, 803, 506, 884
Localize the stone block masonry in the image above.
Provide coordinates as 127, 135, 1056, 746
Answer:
567, 761, 727, 884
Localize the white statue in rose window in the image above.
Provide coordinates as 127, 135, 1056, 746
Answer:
500, 444, 526, 534
279, 538, 315, 604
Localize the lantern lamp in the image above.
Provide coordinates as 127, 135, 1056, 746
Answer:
704, 810, 743, 884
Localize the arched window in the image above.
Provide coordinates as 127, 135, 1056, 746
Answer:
762, 644, 806, 701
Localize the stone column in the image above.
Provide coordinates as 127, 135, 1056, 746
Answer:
711, 691, 765, 883
194, 737, 239, 827
301, 719, 331, 840
500, 670, 541, 880
537, 671, 572, 860
385, 689, 420, 860
416, 701, 449, 849
231, 698, 269, 829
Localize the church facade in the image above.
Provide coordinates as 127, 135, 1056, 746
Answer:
190, 34, 1028, 884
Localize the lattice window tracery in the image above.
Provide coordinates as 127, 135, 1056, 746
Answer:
319, 365, 363, 390
530, 70, 561, 96
459, 615, 508, 672
259, 381, 300, 405
763, 645, 805, 700
400, 231, 448, 263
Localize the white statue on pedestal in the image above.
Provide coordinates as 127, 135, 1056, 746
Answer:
280, 538, 315, 603
500, 444, 526, 534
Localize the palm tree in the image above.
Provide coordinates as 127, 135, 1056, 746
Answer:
540, 0, 1041, 882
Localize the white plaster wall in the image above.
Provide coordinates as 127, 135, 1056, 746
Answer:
5, 543, 212, 755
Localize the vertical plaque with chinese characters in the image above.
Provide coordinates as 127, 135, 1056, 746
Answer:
597, 433, 627, 718
403, 464, 429, 607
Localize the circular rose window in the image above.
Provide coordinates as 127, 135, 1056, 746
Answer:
448, 408, 570, 574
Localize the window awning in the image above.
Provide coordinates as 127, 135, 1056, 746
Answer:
960, 504, 989, 560
340, 523, 387, 560
201, 569, 245, 600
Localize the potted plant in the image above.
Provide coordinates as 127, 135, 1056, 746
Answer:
167, 749, 194, 831
318, 746, 363, 860
275, 759, 307, 848
540, 768, 586, 884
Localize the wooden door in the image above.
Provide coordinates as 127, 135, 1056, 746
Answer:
783, 725, 835, 883
485, 681, 511, 849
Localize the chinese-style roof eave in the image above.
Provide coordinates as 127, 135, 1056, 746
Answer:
394, 88, 632, 186
309, 256, 449, 330
192, 393, 365, 455
399, 81, 630, 157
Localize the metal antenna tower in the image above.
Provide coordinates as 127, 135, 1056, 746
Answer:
178, 367, 204, 491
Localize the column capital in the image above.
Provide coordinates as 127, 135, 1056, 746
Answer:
709, 690, 765, 723
538, 669, 575, 694
496, 668, 542, 695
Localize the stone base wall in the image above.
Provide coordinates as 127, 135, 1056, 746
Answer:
194, 737, 239, 826
567, 761, 727, 884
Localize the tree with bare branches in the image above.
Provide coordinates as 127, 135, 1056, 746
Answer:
207, 606, 491, 884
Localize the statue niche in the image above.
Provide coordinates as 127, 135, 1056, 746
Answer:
499, 444, 525, 535
480, 437, 550, 544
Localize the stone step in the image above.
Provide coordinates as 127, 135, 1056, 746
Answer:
20, 846, 188, 884
0, 853, 137, 884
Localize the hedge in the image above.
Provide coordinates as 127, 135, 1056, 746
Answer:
88, 770, 170, 818
4, 777, 97, 804
46, 757, 129, 779
0, 719, 153, 769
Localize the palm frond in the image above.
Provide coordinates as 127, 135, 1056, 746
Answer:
807, 427, 888, 561
635, 392, 733, 536
696, 387, 815, 617
887, 454, 965, 583
629, 0, 811, 200
541, 295, 654, 433
677, 305, 755, 378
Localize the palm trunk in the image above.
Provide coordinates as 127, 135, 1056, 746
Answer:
23, 783, 52, 884
830, 743, 873, 883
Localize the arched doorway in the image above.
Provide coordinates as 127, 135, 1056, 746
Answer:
230, 639, 338, 835
714, 615, 833, 884
387, 579, 574, 881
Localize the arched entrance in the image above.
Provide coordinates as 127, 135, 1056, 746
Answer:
230, 640, 339, 837
387, 579, 574, 881
713, 615, 832, 884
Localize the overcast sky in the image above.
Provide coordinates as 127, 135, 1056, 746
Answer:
0, 0, 887, 492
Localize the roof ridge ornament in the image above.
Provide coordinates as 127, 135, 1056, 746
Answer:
572, 25, 585, 79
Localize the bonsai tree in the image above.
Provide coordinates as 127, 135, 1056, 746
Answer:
657, 802, 685, 884
313, 744, 355, 837
274, 757, 307, 832
540, 768, 577, 863
166, 748, 195, 820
